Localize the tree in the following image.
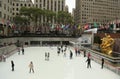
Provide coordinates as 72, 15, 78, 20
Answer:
57, 11, 73, 24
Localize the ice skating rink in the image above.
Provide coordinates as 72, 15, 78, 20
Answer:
0, 47, 119, 79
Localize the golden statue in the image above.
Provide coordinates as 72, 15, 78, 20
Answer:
100, 33, 114, 55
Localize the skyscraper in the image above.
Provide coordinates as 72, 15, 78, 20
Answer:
75, 0, 120, 26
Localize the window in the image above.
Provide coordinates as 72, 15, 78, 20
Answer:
8, 7, 9, 12
28, 4, 31, 7
12, 13, 15, 15
54, 1, 56, 11
0, 11, 2, 17
13, 3, 14, 6
16, 8, 19, 11
4, 4, 6, 10
25, 4, 26, 6
4, 14, 6, 19
13, 8, 14, 11
21, 4, 23, 6
16, 13, 19, 15
16, 3, 19, 6
0, 1, 2, 7
43, 0, 45, 7
36, 4, 38, 8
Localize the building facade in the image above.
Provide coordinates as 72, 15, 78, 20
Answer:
75, 0, 120, 26
0, 0, 12, 23
0, 0, 66, 36
0, 0, 65, 24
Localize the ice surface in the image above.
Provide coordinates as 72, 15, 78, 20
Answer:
0, 47, 119, 79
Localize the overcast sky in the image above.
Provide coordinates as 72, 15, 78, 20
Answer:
65, 0, 75, 13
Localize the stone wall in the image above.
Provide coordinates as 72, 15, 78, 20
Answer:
81, 46, 120, 75
0, 45, 17, 61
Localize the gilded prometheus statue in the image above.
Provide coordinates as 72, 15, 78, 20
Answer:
100, 33, 114, 55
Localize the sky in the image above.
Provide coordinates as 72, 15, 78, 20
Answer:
65, 0, 75, 13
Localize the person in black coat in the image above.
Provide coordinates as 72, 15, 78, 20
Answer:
86, 57, 91, 68
101, 58, 104, 69
83, 50, 86, 57
45, 52, 47, 60
22, 48, 24, 55
11, 60, 15, 71
70, 50, 73, 59
47, 52, 50, 60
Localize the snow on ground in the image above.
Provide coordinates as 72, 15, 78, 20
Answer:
0, 46, 119, 79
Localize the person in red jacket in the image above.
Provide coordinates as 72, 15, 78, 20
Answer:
87, 52, 91, 58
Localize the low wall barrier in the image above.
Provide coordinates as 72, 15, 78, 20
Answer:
81, 46, 120, 75
0, 45, 17, 62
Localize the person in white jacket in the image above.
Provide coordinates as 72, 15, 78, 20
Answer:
29, 61, 34, 73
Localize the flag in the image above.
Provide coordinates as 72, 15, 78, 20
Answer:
61, 24, 65, 29
78, 25, 81, 29
7, 20, 10, 26
51, 24, 55, 29
94, 22, 98, 28
88, 24, 91, 29
109, 23, 114, 30
84, 24, 89, 30
64, 25, 69, 30
2, 19, 4, 24
56, 25, 61, 31
12, 24, 16, 30
84, 28, 97, 33
73, 25, 77, 29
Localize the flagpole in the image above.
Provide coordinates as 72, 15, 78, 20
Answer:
91, 31, 94, 48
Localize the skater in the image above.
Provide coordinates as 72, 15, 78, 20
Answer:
58, 47, 61, 54
78, 49, 81, 56
75, 47, 78, 56
86, 57, 91, 68
57, 50, 60, 56
83, 50, 86, 57
29, 61, 34, 73
18, 47, 20, 55
2, 54, 6, 62
45, 52, 47, 60
64, 52, 66, 57
87, 52, 91, 58
21, 48, 24, 55
11, 60, 15, 71
47, 52, 50, 60
64, 47, 67, 52
70, 50, 73, 59
101, 58, 104, 69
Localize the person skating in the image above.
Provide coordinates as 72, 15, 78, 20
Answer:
57, 50, 60, 56
101, 58, 104, 69
29, 61, 34, 73
78, 49, 81, 56
45, 52, 47, 60
86, 57, 91, 68
11, 60, 15, 71
83, 50, 86, 57
75, 47, 78, 56
87, 52, 91, 58
22, 48, 24, 55
18, 47, 20, 55
70, 50, 73, 59
47, 52, 50, 60
63, 51, 66, 57
2, 54, 6, 62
